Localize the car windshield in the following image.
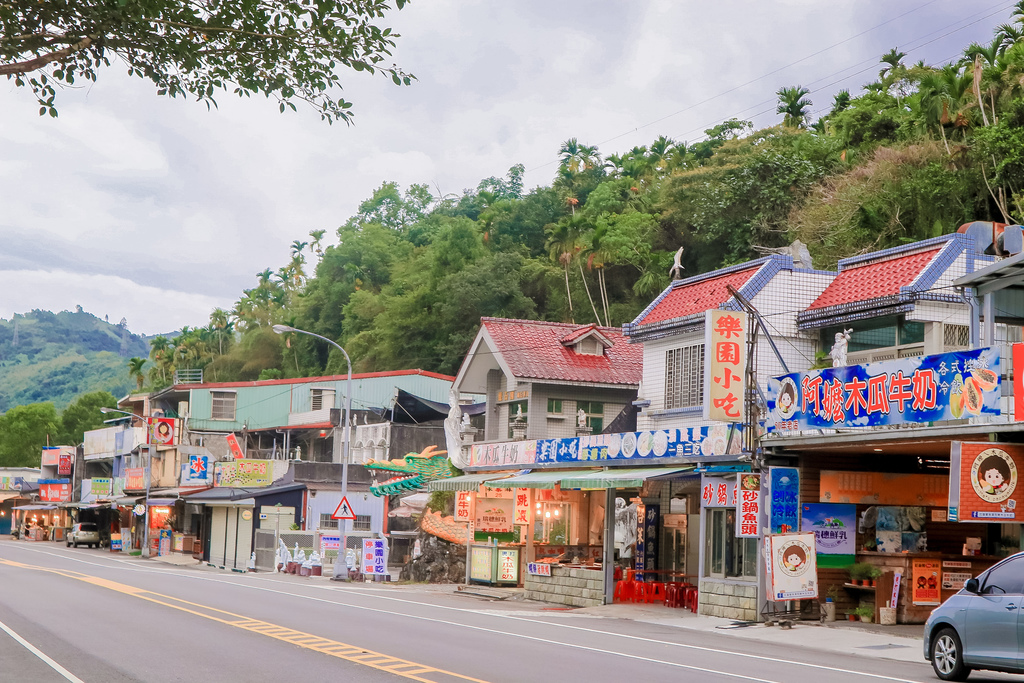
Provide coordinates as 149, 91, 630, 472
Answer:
78, 523, 98, 532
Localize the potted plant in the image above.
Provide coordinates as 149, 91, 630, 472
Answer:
855, 604, 874, 623
848, 562, 873, 586
822, 585, 839, 622
846, 611, 857, 621
867, 565, 883, 587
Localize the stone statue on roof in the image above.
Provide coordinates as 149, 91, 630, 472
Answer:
830, 328, 853, 367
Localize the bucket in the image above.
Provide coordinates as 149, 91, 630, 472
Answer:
879, 607, 897, 625
822, 602, 836, 622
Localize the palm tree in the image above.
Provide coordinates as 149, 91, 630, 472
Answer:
127, 357, 146, 391
545, 220, 584, 321
149, 335, 171, 382
879, 48, 909, 103
964, 39, 1002, 126
586, 223, 614, 326
776, 86, 812, 128
290, 240, 309, 258
831, 90, 852, 115
256, 268, 273, 285
209, 308, 231, 355
309, 229, 326, 258
918, 65, 971, 154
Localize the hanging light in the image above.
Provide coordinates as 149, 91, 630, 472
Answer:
554, 509, 560, 517
545, 511, 551, 518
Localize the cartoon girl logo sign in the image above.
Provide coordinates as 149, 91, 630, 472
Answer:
776, 377, 798, 420
776, 539, 811, 577
149, 418, 175, 446
970, 448, 1018, 504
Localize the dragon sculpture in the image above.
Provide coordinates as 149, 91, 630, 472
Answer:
364, 445, 455, 497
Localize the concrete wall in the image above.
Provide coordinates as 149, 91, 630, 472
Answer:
699, 579, 758, 621
524, 566, 604, 607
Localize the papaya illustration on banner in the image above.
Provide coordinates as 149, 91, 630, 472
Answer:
704, 309, 747, 423
332, 496, 357, 521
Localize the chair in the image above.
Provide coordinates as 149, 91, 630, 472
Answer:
647, 582, 666, 604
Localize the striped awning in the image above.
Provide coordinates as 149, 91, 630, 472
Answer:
559, 466, 695, 489
483, 470, 580, 490
427, 472, 515, 492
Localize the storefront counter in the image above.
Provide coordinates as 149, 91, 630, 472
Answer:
852, 552, 1003, 623
523, 564, 604, 607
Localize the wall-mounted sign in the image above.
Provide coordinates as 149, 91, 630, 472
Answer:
125, 467, 146, 491
513, 488, 530, 526
768, 532, 818, 601
133, 504, 147, 516
57, 448, 74, 477
768, 467, 800, 534
475, 497, 513, 533
455, 491, 475, 522
912, 558, 941, 605
182, 455, 211, 484
736, 473, 761, 538
38, 480, 71, 503
41, 447, 60, 467
496, 390, 529, 403
90, 478, 112, 496
240, 509, 253, 521
226, 433, 245, 460
148, 417, 177, 446
214, 459, 272, 487
768, 347, 1000, 431
820, 470, 948, 507
802, 503, 855, 564
468, 425, 743, 468
700, 475, 737, 508
527, 562, 552, 576
640, 503, 659, 572
705, 309, 747, 423
0, 476, 23, 491
948, 442, 1024, 522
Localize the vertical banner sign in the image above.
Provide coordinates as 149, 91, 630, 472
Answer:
705, 309, 747, 423
769, 532, 818, 601
57, 448, 74, 477
642, 503, 660, 573
890, 571, 902, 609
513, 488, 530, 526
912, 559, 941, 605
455, 491, 475, 522
1016, 343, 1024, 421
226, 433, 245, 459
768, 467, 800, 534
634, 502, 646, 575
498, 548, 519, 583
362, 538, 388, 575
736, 473, 761, 538
948, 442, 1024, 522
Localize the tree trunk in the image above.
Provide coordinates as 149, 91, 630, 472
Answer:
974, 55, 990, 127
938, 123, 950, 156
563, 264, 574, 322
598, 268, 610, 327
578, 263, 602, 326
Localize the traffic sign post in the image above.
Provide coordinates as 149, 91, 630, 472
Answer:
332, 497, 357, 521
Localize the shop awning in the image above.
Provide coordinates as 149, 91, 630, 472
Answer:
12, 504, 57, 510
559, 466, 695, 489
427, 472, 516, 492
113, 496, 141, 506
0, 492, 25, 502
484, 470, 578, 489
146, 498, 178, 506
59, 502, 112, 509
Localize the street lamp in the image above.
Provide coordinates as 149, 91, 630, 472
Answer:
272, 324, 352, 580
100, 407, 154, 558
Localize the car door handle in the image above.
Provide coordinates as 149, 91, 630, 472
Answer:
1006, 604, 1017, 610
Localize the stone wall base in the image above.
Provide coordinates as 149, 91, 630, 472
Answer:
699, 579, 758, 621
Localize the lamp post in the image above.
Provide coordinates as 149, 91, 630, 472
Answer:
100, 407, 154, 557
272, 324, 352, 580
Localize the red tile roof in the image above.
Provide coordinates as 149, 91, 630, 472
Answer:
481, 318, 641, 386
636, 266, 761, 326
807, 248, 940, 310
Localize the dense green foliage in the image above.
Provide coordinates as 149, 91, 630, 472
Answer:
0, 391, 114, 467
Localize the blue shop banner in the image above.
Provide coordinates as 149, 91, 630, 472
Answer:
767, 347, 1000, 432
768, 467, 800, 534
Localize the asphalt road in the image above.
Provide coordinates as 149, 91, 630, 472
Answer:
0, 540, 1017, 683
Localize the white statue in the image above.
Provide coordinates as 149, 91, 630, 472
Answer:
669, 247, 685, 280
444, 387, 469, 469
461, 412, 471, 428
515, 405, 525, 422
577, 408, 588, 428
830, 329, 852, 367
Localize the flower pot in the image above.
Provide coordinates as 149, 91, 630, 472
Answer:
868, 580, 876, 587
287, 561, 298, 574
822, 602, 836, 622
848, 614, 856, 621
860, 614, 873, 623
299, 566, 311, 577
879, 607, 896, 625
311, 566, 322, 576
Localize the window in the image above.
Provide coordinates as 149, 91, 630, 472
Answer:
575, 338, 604, 356
576, 401, 604, 433
533, 502, 571, 544
319, 514, 338, 530
704, 508, 757, 580
311, 388, 335, 411
665, 345, 704, 409
982, 557, 1024, 595
507, 400, 528, 438
547, 398, 563, 414
822, 316, 924, 354
211, 392, 236, 420
353, 515, 372, 531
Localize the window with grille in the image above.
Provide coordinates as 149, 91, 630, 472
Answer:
311, 388, 335, 411
210, 392, 236, 420
576, 401, 605, 433
665, 345, 704, 409
319, 514, 338, 530
353, 515, 372, 531
943, 324, 970, 350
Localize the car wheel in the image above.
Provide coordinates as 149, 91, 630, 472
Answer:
931, 628, 970, 681
73, 541, 78, 548
65, 541, 70, 548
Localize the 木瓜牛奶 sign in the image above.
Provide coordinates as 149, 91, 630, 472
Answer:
948, 442, 1024, 522
214, 459, 272, 487
768, 348, 1000, 431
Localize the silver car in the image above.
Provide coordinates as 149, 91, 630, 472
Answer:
924, 552, 1024, 680
66, 522, 101, 548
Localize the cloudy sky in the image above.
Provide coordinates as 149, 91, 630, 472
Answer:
0, 0, 1012, 335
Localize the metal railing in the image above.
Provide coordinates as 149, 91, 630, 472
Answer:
173, 369, 203, 384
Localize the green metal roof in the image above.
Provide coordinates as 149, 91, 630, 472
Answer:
559, 466, 695, 489
428, 472, 514, 492
483, 470, 582, 489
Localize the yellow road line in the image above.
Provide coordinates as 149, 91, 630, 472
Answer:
0, 558, 489, 683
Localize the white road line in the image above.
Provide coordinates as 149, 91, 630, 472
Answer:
0, 618, 86, 683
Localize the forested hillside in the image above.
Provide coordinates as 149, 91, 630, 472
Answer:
43, 4, 1024, 397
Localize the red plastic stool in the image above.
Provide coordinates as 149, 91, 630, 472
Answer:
632, 581, 648, 603
664, 583, 680, 608
613, 580, 633, 603
647, 582, 666, 604
683, 586, 699, 612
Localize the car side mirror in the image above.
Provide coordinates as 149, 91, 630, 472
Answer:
964, 578, 980, 594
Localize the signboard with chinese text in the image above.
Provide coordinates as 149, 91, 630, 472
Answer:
181, 455, 212, 485
498, 548, 519, 583
1015, 343, 1024, 421
214, 459, 272, 487
820, 470, 947, 507
0, 476, 23, 491
455, 491, 474, 522
768, 348, 1000, 431
948, 442, 1024, 522
226, 433, 245, 460
513, 488, 530, 526
90, 478, 112, 497
641, 503, 659, 573
769, 532, 818, 601
700, 474, 738, 508
768, 467, 800, 534
912, 559, 941, 605
57, 447, 74, 476
147, 417, 177, 446
361, 538, 388, 575
527, 562, 552, 576
942, 562, 973, 590
802, 503, 855, 567
110, 534, 122, 551
475, 497, 513, 534
470, 545, 493, 582
468, 425, 743, 467
38, 480, 71, 503
125, 467, 146, 491
320, 535, 340, 557
41, 447, 60, 467
736, 473, 761, 538
705, 309, 747, 423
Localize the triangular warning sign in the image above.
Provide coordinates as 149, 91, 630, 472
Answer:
331, 496, 357, 520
